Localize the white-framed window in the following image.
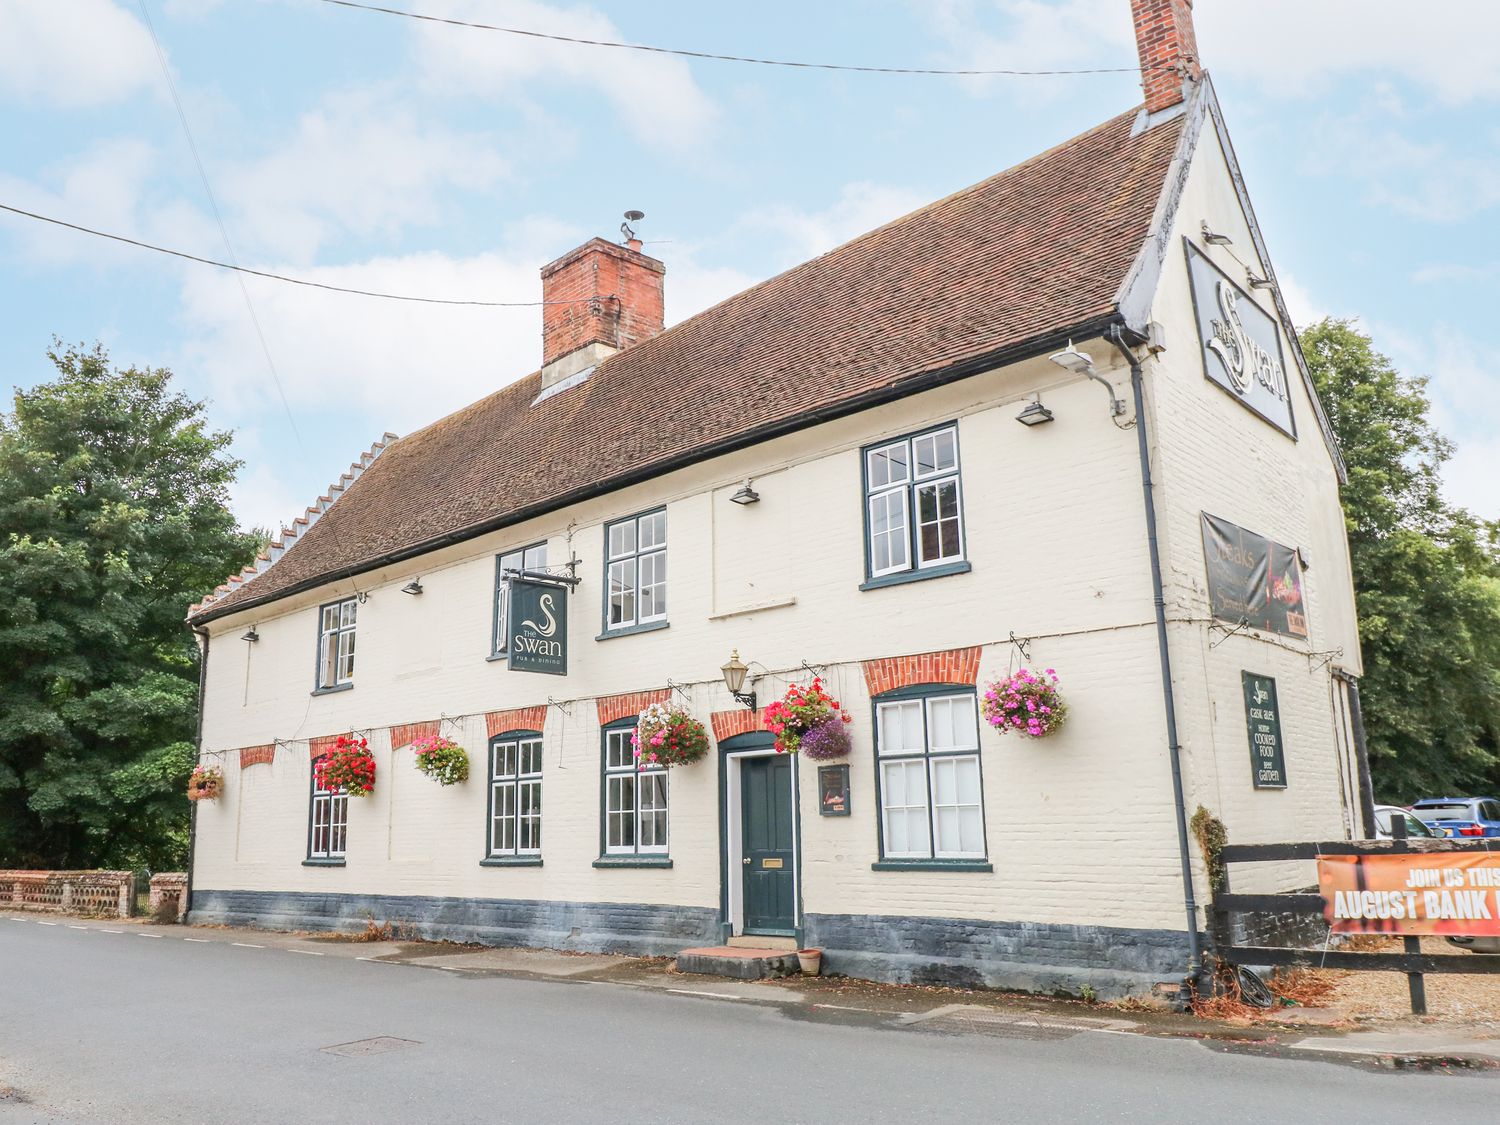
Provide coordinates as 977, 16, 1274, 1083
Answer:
605, 509, 666, 630
493, 542, 548, 656
489, 732, 543, 856
864, 425, 965, 579
603, 725, 668, 855
308, 758, 348, 860
875, 690, 986, 860
316, 596, 357, 689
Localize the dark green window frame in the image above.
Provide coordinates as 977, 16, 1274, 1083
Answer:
482, 729, 544, 867
860, 422, 971, 590
594, 716, 672, 868
490, 542, 548, 660
870, 683, 991, 872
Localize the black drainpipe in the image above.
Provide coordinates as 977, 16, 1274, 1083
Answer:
1334, 669, 1378, 838
185, 625, 210, 919
1107, 324, 1203, 987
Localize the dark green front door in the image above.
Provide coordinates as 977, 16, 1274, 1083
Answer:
741, 755, 795, 935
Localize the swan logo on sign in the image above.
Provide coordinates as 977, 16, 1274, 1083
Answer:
508, 578, 567, 675
1186, 239, 1297, 439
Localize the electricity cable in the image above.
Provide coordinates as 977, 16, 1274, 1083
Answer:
315, 0, 1170, 77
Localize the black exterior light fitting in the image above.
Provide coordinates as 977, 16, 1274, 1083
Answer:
1015, 397, 1055, 426
721, 649, 757, 711
401, 579, 424, 595
1201, 221, 1232, 246
1247, 270, 1276, 291
729, 480, 760, 505
241, 626, 260, 643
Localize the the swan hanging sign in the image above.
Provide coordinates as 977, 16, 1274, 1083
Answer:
508, 578, 568, 676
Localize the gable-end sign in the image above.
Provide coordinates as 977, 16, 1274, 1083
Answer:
1242, 672, 1288, 790
507, 578, 567, 676
1185, 239, 1296, 438
1201, 513, 1308, 639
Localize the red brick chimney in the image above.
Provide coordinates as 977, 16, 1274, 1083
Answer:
1131, 0, 1201, 114
539, 238, 665, 388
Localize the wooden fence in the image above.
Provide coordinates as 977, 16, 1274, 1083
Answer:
1210, 826, 1500, 1014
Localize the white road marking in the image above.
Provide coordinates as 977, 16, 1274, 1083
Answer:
67, 925, 88, 930
184, 937, 211, 943
288, 949, 324, 956
137, 933, 163, 938
356, 956, 399, 964
231, 942, 264, 948
666, 989, 746, 1001
102, 928, 123, 934
812, 1003, 873, 1012
36, 921, 58, 926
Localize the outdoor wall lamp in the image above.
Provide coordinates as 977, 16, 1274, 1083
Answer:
729, 480, 761, 505
401, 579, 424, 595
241, 626, 260, 643
1046, 341, 1127, 417
1246, 270, 1276, 291
1015, 396, 1055, 426
721, 649, 757, 711
1201, 221, 1233, 246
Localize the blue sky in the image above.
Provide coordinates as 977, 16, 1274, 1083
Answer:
3, 0, 1498, 531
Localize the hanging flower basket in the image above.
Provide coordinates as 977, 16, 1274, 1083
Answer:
186, 764, 224, 801
633, 703, 710, 768
763, 678, 852, 757
412, 735, 469, 786
981, 667, 1067, 738
315, 735, 377, 796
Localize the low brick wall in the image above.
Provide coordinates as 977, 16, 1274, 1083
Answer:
149, 873, 189, 921
0, 870, 135, 918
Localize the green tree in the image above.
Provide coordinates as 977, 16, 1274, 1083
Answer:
1301, 319, 1500, 801
0, 343, 258, 869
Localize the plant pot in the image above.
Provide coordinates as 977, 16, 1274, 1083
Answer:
797, 948, 822, 976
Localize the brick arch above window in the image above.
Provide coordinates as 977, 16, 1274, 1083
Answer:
238, 744, 274, 769
389, 720, 440, 749
861, 646, 982, 697
711, 708, 769, 744
309, 733, 349, 760
485, 706, 548, 739
596, 689, 671, 728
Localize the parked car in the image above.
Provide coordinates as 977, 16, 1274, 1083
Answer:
1372, 805, 1436, 840
1448, 935, 1500, 955
1408, 797, 1500, 838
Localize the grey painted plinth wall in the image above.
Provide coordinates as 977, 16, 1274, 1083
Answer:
190, 890, 1193, 998
803, 913, 1192, 998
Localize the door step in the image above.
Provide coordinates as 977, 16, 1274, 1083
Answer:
726, 935, 798, 952
676, 946, 801, 980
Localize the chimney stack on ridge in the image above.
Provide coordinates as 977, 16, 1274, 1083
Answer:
539, 238, 665, 390
1131, 0, 1201, 115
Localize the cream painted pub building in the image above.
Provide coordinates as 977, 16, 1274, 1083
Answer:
186, 1, 1370, 996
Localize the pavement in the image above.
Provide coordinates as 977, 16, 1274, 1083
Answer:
2, 910, 1499, 1123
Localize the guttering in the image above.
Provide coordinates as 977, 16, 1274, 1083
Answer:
190, 312, 1121, 626
184, 625, 209, 919
1107, 323, 1203, 987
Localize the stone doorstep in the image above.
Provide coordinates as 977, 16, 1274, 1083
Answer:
726, 935, 798, 952
676, 946, 803, 981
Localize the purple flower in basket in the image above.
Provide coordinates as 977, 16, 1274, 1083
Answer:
799, 716, 851, 761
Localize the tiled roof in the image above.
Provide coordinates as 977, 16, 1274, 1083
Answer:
191, 105, 1183, 624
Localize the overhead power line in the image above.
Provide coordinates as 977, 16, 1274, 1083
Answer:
137, 0, 304, 449
0, 202, 580, 307
315, 0, 1161, 77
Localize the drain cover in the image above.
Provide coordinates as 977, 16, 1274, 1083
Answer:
321, 1036, 421, 1057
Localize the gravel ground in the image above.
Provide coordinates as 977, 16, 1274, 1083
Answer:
1314, 938, 1500, 1026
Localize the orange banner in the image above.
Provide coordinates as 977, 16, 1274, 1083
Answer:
1319, 853, 1500, 936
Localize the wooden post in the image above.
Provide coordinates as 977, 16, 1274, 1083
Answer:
1391, 818, 1427, 1016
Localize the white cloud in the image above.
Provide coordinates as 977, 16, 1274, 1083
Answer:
1197, 2, 1500, 106
1274, 272, 1331, 329
408, 0, 716, 147
738, 181, 929, 267
0, 0, 158, 107
218, 89, 511, 263
1412, 263, 1500, 285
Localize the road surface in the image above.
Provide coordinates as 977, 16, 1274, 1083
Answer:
1, 915, 1494, 1123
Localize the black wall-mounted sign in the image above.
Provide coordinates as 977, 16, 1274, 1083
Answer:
1186, 239, 1296, 438
507, 578, 567, 676
1243, 672, 1288, 790
818, 765, 850, 817
1202, 513, 1308, 639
